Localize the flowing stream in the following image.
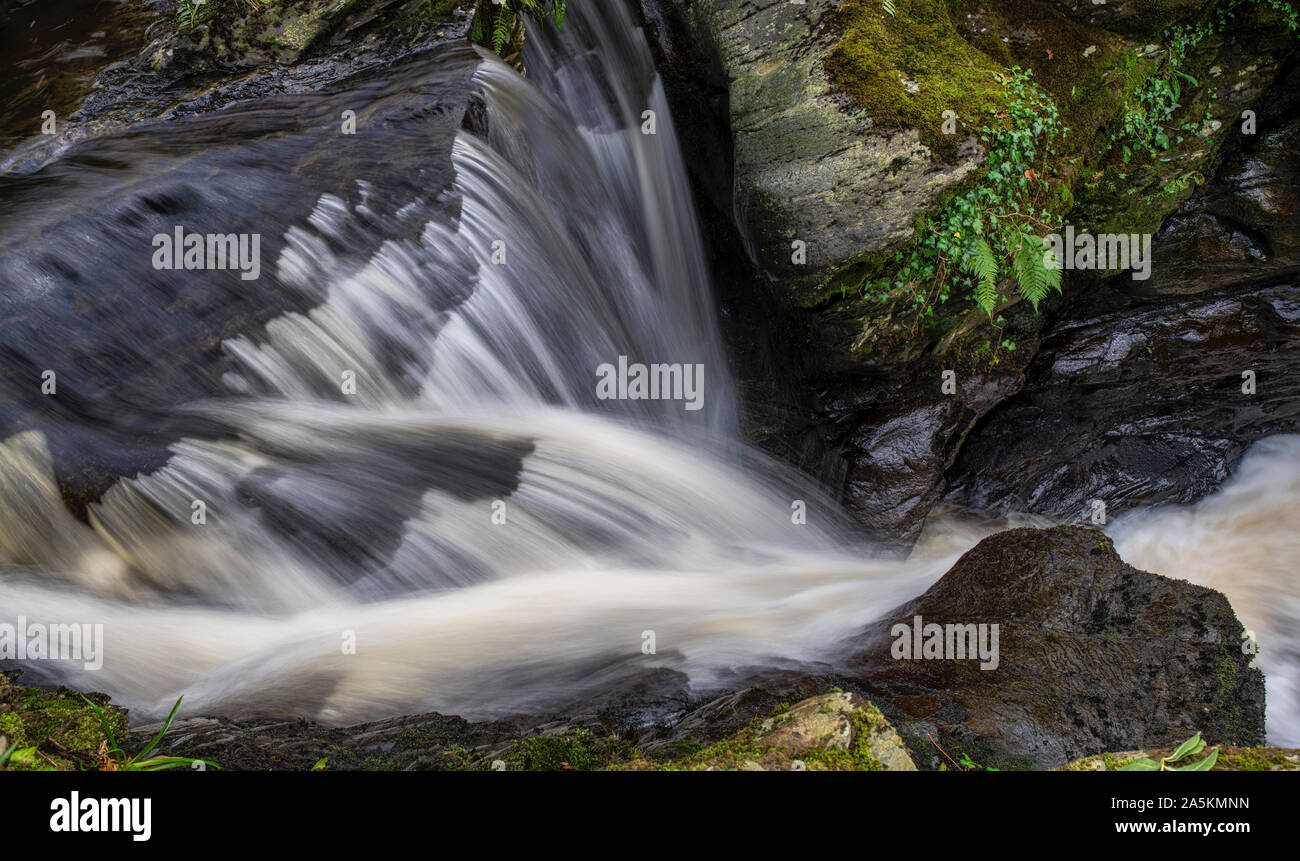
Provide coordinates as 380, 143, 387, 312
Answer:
0, 0, 1295, 744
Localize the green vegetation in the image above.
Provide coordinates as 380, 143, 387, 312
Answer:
470, 0, 566, 57
176, 0, 273, 31
957, 752, 1000, 771
82, 695, 220, 771
825, 0, 1005, 161
495, 727, 632, 770
824, 0, 1300, 335
1115, 1, 1298, 159
0, 678, 216, 772
869, 67, 1065, 318
1117, 731, 1219, 771
616, 697, 895, 771
0, 678, 127, 771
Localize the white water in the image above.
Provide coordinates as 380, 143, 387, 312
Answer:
0, 1, 1294, 743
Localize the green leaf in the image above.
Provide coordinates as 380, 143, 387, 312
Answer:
1171, 748, 1219, 772
1117, 757, 1162, 771
136, 696, 185, 761
82, 695, 123, 758
1165, 732, 1203, 764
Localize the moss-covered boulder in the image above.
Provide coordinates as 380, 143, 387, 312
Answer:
649, 0, 1296, 545
619, 692, 917, 771
944, 61, 1300, 525
0, 674, 126, 771
666, 0, 987, 301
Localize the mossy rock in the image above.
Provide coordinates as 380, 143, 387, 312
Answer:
156, 0, 470, 71
1063, 746, 1300, 771
0, 674, 126, 771
618, 692, 917, 771
825, 0, 1005, 162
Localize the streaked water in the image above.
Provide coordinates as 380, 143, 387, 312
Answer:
0, 0, 1293, 744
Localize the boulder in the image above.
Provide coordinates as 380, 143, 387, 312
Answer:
839, 526, 1266, 769
660, 0, 985, 300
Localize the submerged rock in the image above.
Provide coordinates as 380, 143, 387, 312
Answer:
838, 525, 1266, 769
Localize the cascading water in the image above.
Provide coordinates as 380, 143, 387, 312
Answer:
0, 0, 1295, 744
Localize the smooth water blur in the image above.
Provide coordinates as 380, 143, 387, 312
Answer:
0, 0, 1294, 740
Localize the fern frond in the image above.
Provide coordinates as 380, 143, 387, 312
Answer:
1012, 231, 1061, 310
960, 238, 999, 315
493, 14, 512, 53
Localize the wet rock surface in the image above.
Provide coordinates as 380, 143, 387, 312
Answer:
0, 4, 480, 514
944, 65, 1300, 523
942, 281, 1300, 522
647, 0, 1296, 544
838, 526, 1265, 769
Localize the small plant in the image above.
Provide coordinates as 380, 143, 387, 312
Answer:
83, 695, 220, 771
1117, 731, 1219, 771
1115, 1, 1299, 158
871, 66, 1065, 318
0, 736, 51, 770
175, 0, 212, 31
958, 752, 1000, 772
471, 0, 567, 56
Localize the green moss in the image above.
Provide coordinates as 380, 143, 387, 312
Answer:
1066, 746, 1300, 771
1062, 752, 1138, 771
1220, 748, 1300, 771
497, 728, 633, 771
0, 676, 126, 771
617, 698, 898, 771
824, 0, 1005, 161
1217, 654, 1240, 705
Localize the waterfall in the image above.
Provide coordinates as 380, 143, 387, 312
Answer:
0, 0, 1294, 743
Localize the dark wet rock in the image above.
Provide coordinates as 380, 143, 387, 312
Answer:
1143, 89, 1300, 296
834, 363, 1027, 546
1, 1, 474, 175
0, 9, 480, 515
837, 526, 1266, 769
942, 281, 1300, 522
133, 710, 527, 771
943, 64, 1300, 523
